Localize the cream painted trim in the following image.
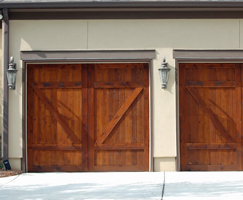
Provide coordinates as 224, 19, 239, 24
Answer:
22, 62, 27, 172
20, 50, 156, 62
173, 49, 243, 63
149, 60, 153, 172
175, 64, 180, 171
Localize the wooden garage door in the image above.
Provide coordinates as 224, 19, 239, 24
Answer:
179, 63, 242, 171
27, 63, 149, 172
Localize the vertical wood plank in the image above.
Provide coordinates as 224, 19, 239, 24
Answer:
27, 66, 34, 171
82, 64, 88, 170
215, 67, 222, 165
35, 66, 41, 146
119, 68, 126, 145
131, 64, 139, 167
50, 68, 57, 146
210, 87, 216, 166
143, 64, 149, 170
237, 64, 242, 170
111, 67, 119, 166
202, 67, 210, 166
88, 64, 95, 171
102, 67, 109, 167
179, 63, 187, 170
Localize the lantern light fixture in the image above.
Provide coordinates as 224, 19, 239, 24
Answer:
158, 56, 171, 89
6, 57, 18, 90
0, 11, 3, 20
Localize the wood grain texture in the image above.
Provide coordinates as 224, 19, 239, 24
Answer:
187, 86, 234, 143
32, 86, 81, 145
93, 63, 149, 171
28, 63, 149, 172
186, 143, 236, 150
27, 64, 84, 172
95, 87, 143, 144
180, 63, 242, 171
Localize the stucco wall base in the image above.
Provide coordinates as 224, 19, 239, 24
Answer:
153, 157, 176, 171
9, 158, 21, 170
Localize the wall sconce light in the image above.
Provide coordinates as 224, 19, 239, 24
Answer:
158, 57, 171, 89
6, 57, 18, 90
0, 11, 3, 20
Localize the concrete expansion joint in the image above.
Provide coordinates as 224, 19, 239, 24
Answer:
161, 171, 165, 200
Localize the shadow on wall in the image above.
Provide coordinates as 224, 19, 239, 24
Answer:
166, 66, 175, 94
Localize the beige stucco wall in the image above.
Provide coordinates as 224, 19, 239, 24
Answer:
7, 19, 242, 171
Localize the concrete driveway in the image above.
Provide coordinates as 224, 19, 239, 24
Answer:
1, 172, 243, 200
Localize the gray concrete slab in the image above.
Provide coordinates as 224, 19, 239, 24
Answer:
163, 172, 243, 200
0, 172, 164, 200
1, 172, 243, 200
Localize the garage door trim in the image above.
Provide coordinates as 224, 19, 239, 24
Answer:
21, 50, 155, 172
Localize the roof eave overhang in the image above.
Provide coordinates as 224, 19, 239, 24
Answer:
3, 1, 243, 20
2, 1, 243, 10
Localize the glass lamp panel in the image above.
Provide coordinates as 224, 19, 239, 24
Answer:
6, 70, 17, 89
161, 70, 167, 84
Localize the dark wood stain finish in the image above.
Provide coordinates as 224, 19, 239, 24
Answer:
179, 63, 242, 171
27, 63, 149, 172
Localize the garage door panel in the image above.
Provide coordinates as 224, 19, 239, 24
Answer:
92, 64, 148, 171
94, 150, 145, 171
211, 150, 237, 166
186, 149, 238, 168
185, 165, 238, 171
28, 63, 149, 172
187, 150, 210, 165
29, 150, 84, 171
95, 88, 143, 145
33, 87, 82, 145
28, 65, 84, 172
186, 89, 199, 115
56, 89, 83, 143
32, 93, 57, 144
180, 63, 242, 171
187, 87, 236, 143
31, 165, 84, 172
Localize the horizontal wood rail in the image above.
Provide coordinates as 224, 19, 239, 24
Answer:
94, 82, 144, 88
186, 81, 235, 87
94, 144, 144, 151
186, 143, 236, 150
28, 145, 83, 151
33, 82, 82, 88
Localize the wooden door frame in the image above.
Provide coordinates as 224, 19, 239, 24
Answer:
20, 50, 156, 172
174, 49, 243, 171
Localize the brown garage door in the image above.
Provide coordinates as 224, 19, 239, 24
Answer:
179, 63, 242, 171
27, 63, 149, 172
